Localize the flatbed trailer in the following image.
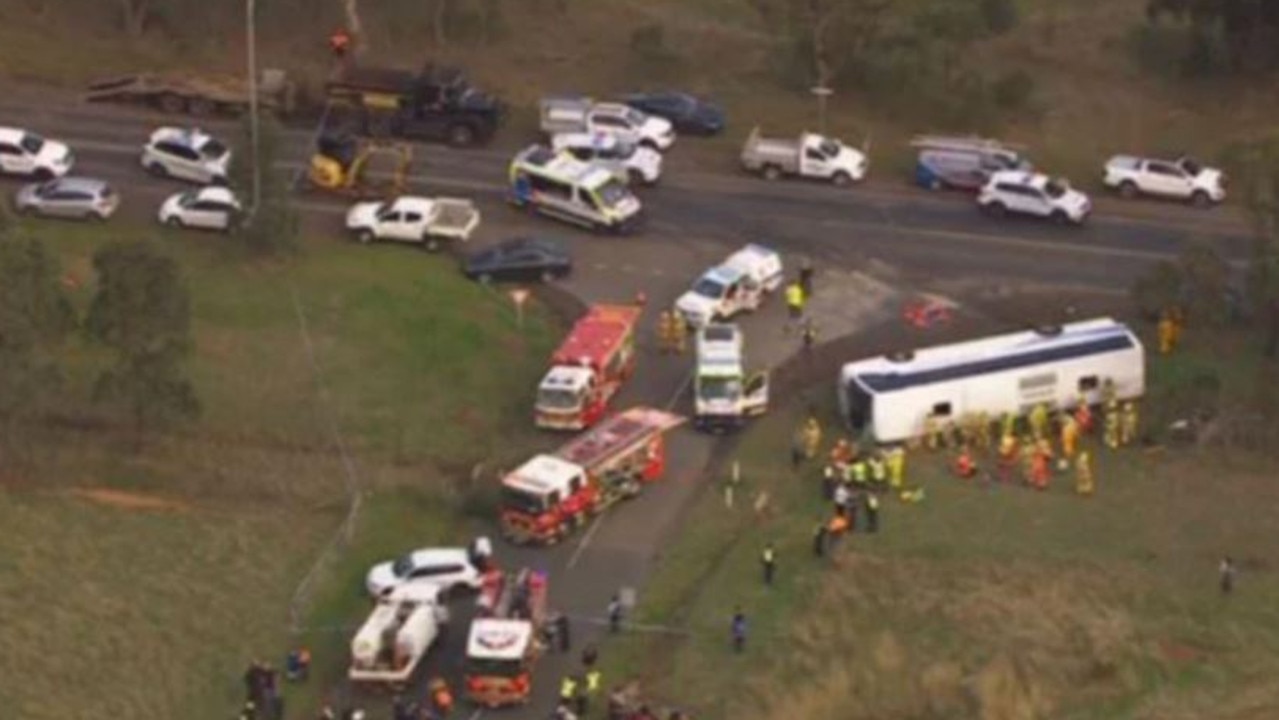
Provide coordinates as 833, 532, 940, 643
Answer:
83, 69, 295, 117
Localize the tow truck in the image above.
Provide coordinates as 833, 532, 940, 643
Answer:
348, 582, 449, 686
500, 407, 686, 545
465, 568, 550, 707
535, 304, 641, 431
694, 323, 769, 432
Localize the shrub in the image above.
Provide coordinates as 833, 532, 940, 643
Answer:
991, 70, 1036, 110
980, 0, 1019, 35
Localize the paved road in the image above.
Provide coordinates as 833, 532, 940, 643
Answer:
0, 89, 1256, 717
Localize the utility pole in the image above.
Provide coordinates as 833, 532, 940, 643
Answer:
811, 86, 833, 136
246, 0, 261, 217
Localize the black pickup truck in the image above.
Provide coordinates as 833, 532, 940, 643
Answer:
325, 63, 503, 147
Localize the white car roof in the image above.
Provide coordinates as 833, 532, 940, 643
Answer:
541, 365, 593, 391
467, 618, 534, 660
389, 196, 437, 214
989, 170, 1049, 189
507, 454, 582, 495
195, 186, 240, 204
697, 324, 743, 367
516, 147, 613, 189
149, 126, 216, 149
0, 126, 32, 144
405, 547, 470, 568
553, 132, 623, 152
724, 244, 780, 274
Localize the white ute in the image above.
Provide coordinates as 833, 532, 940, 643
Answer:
551, 132, 663, 185
676, 244, 784, 328
345, 195, 481, 251
1103, 155, 1226, 206
694, 323, 769, 432
0, 127, 74, 180
349, 583, 449, 684
540, 97, 675, 151
978, 171, 1091, 225
740, 127, 868, 185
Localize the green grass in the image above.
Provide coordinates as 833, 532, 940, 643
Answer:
0, 220, 558, 720
601, 324, 1279, 719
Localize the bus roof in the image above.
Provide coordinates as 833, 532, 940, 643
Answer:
843, 318, 1139, 394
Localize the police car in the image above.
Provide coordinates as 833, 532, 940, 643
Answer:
676, 244, 784, 327
140, 126, 232, 185
977, 171, 1091, 225
509, 145, 643, 233
550, 132, 662, 185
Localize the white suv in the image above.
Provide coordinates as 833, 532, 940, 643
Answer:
1103, 155, 1226, 206
0, 127, 73, 180
978, 171, 1091, 225
141, 127, 231, 184
552, 132, 663, 185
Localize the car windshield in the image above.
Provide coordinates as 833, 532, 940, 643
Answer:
19, 132, 45, 155
698, 376, 742, 402
623, 108, 647, 126
1179, 157, 1202, 176
466, 657, 524, 678
818, 139, 841, 157
1043, 179, 1068, 199
692, 277, 726, 300
391, 555, 415, 578
537, 387, 580, 410
178, 191, 201, 208
605, 141, 638, 160
373, 202, 393, 220
595, 179, 632, 209
35, 181, 60, 198
199, 138, 228, 159
670, 94, 696, 114
501, 486, 548, 515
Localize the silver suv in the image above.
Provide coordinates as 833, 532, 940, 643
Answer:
13, 177, 119, 221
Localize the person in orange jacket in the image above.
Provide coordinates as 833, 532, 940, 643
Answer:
952, 446, 978, 479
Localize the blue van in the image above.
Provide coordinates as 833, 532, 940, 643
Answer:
912, 136, 1031, 192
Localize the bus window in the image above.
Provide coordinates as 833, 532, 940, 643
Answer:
932, 402, 952, 417
1077, 375, 1099, 392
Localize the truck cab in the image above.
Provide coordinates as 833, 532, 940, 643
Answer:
500, 455, 592, 545
694, 324, 768, 431
509, 145, 643, 233
676, 244, 784, 328
465, 569, 549, 708
740, 127, 867, 185
535, 304, 640, 431
536, 366, 600, 429
326, 63, 502, 147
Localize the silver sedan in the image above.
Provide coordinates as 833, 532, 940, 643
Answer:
13, 177, 119, 221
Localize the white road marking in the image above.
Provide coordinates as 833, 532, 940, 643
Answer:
567, 516, 604, 570
665, 371, 693, 410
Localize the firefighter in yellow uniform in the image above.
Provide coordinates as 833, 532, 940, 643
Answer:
886, 446, 906, 489
1058, 413, 1079, 470
1104, 400, 1121, 450
1028, 403, 1049, 441
670, 310, 688, 354
1158, 309, 1177, 355
1120, 401, 1139, 447
800, 416, 822, 459
656, 311, 674, 354
1075, 450, 1094, 496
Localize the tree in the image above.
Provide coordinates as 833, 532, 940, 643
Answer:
0, 236, 75, 420
1146, 0, 1279, 73
85, 240, 199, 448
1223, 134, 1279, 357
232, 115, 300, 256
118, 0, 152, 37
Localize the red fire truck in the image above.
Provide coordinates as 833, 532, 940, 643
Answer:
464, 568, 549, 707
535, 304, 641, 431
501, 406, 686, 544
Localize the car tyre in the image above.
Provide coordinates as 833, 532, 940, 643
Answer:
166, 215, 184, 228
762, 165, 782, 181
628, 169, 645, 186
32, 168, 54, 182
832, 171, 852, 187
540, 269, 557, 283
447, 124, 476, 147
1118, 181, 1138, 199
983, 201, 1007, 218
356, 229, 375, 245
1190, 190, 1211, 208
928, 177, 944, 191
423, 236, 440, 252
146, 162, 169, 178
477, 273, 493, 285
18, 203, 37, 217
1050, 209, 1069, 225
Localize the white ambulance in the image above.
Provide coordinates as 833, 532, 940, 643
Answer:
509, 145, 643, 233
694, 323, 769, 431
675, 244, 784, 328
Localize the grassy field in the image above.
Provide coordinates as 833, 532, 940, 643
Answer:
0, 221, 558, 720
3, 0, 1276, 189
600, 321, 1279, 719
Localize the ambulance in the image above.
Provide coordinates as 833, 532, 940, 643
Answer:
508, 145, 643, 233
675, 244, 784, 328
694, 323, 769, 431
536, 304, 641, 431
500, 407, 685, 545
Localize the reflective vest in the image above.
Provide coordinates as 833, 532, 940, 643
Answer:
762, 548, 775, 563
869, 458, 886, 482
560, 677, 577, 699
867, 495, 880, 511
586, 670, 602, 692
785, 284, 803, 308
851, 461, 868, 484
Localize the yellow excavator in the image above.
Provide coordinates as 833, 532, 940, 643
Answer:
307, 134, 412, 198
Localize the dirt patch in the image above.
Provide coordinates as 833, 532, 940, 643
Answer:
69, 488, 190, 513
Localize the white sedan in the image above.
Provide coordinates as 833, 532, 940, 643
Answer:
158, 187, 242, 232
141, 126, 231, 185
365, 538, 491, 598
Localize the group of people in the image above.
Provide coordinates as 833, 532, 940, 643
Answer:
554, 645, 603, 719
240, 658, 291, 720
934, 379, 1141, 495
654, 310, 688, 354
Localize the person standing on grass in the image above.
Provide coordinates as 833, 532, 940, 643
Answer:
608, 593, 624, 633
865, 492, 880, 534
731, 608, 748, 652
761, 542, 777, 585
1220, 556, 1237, 595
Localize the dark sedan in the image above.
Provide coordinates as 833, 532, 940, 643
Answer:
621, 92, 725, 136
462, 237, 572, 284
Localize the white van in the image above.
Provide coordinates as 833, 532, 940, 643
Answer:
508, 145, 643, 233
